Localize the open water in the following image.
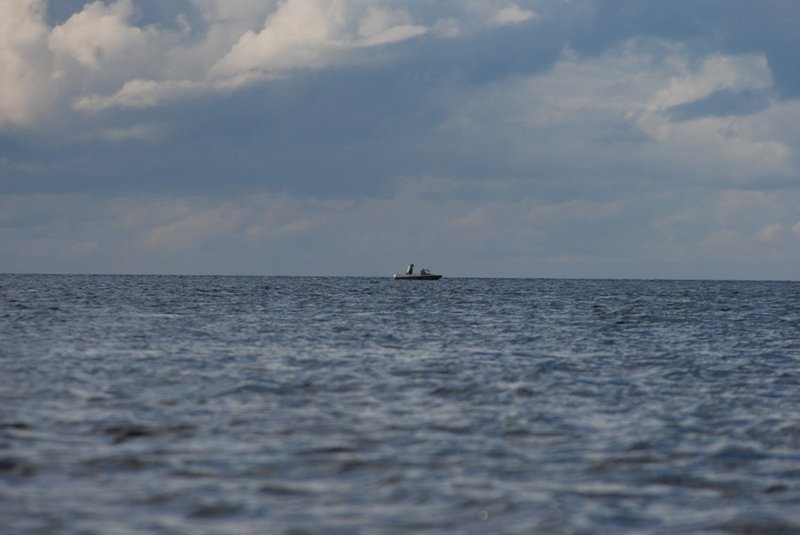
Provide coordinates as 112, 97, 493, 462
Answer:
1, 274, 799, 534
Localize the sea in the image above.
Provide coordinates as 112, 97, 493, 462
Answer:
1, 274, 799, 534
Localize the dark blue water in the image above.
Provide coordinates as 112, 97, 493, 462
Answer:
2, 275, 799, 534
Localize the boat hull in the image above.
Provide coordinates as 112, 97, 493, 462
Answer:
393, 274, 443, 280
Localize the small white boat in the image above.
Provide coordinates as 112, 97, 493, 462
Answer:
393, 265, 443, 280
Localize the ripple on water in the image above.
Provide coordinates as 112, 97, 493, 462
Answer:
1, 275, 799, 534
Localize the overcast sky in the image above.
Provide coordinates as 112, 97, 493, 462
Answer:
2, 0, 799, 279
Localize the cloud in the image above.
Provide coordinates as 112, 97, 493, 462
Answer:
666, 89, 771, 121
432, 18, 461, 38
2, 0, 435, 121
430, 40, 797, 196
491, 4, 537, 27
2, 0, 800, 279
142, 201, 243, 250
758, 223, 782, 241
95, 123, 163, 142
210, 0, 344, 77
210, 0, 427, 80
357, 22, 428, 47
649, 53, 772, 110
73, 78, 206, 111
48, 0, 157, 70
0, 0, 52, 126
4, 182, 799, 278
49, 0, 431, 111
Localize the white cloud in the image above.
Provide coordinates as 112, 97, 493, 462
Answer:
355, 5, 429, 46
357, 22, 428, 47
210, 0, 341, 77
650, 53, 772, 110
211, 0, 427, 80
491, 4, 537, 26
0, 0, 52, 126
48, 0, 158, 71
40, 0, 431, 111
0, 0, 435, 123
73, 78, 207, 111
439, 40, 798, 187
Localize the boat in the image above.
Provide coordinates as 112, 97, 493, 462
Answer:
393, 265, 443, 280
393, 272, 443, 280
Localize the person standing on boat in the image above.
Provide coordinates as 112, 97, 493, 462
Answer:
406, 264, 414, 275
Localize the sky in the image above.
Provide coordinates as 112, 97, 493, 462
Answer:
1, 0, 799, 279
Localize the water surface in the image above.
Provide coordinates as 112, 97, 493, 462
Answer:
2, 275, 799, 533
